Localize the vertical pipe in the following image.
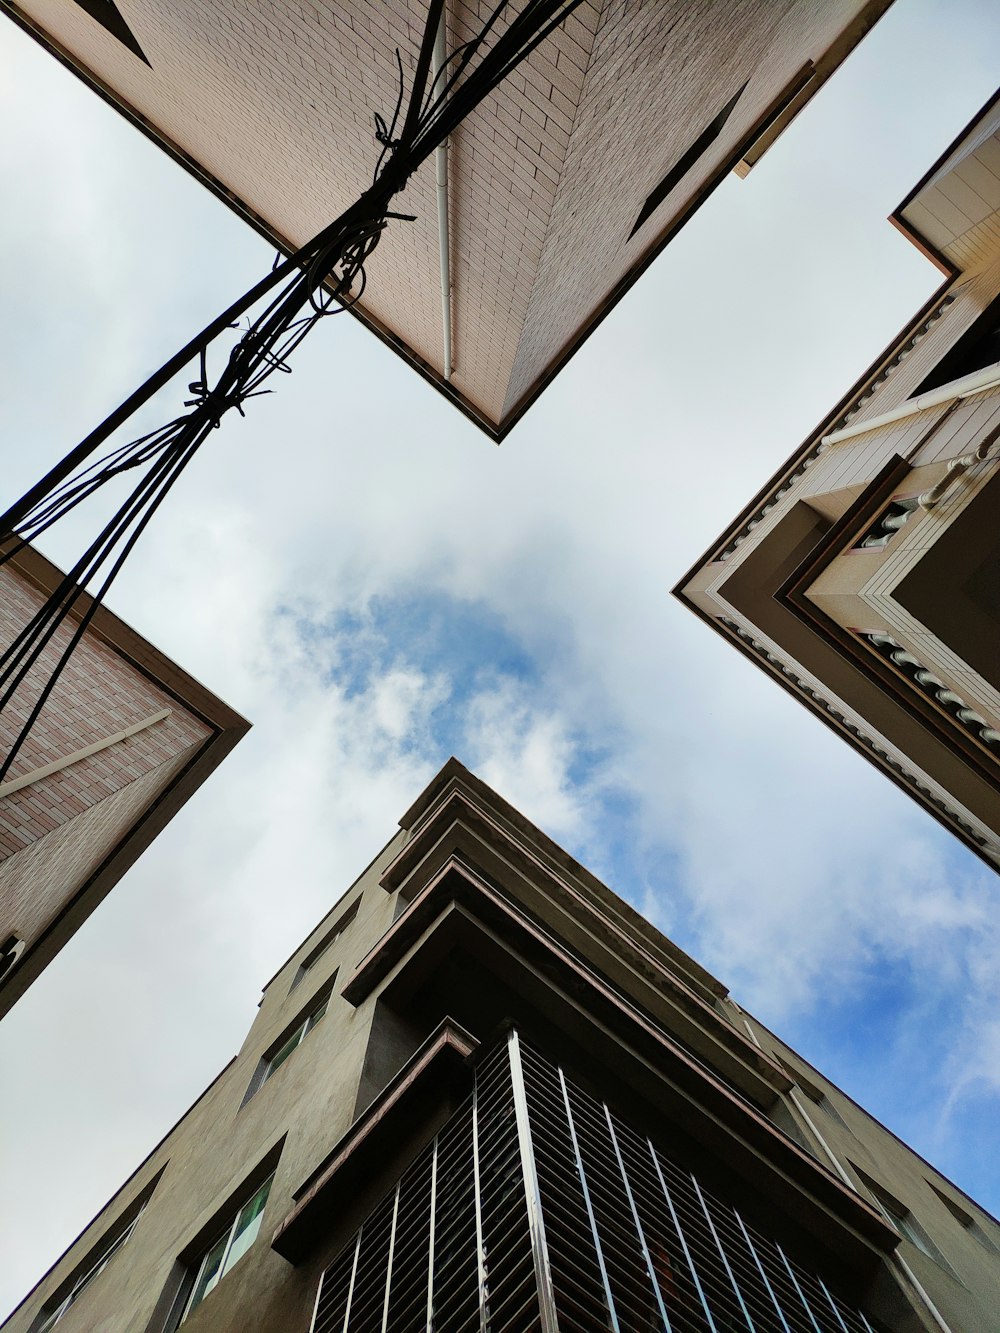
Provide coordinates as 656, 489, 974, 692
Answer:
558, 1069, 620, 1331
432, 9, 453, 381
472, 1076, 489, 1332
508, 1030, 559, 1333
742, 1019, 956, 1333
426, 1137, 438, 1333
604, 1104, 672, 1331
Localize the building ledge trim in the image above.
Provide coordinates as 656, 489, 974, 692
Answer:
271, 1017, 478, 1263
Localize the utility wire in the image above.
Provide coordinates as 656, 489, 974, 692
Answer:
0, 0, 584, 783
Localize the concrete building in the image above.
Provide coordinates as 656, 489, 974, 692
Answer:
0, 542, 248, 1019
676, 90, 1000, 873
6, 760, 998, 1332
2, 0, 893, 437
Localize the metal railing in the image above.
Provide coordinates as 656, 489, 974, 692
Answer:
311, 1032, 883, 1332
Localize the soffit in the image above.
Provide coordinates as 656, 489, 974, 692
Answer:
338, 880, 895, 1272
7, 0, 888, 436
900, 93, 1000, 276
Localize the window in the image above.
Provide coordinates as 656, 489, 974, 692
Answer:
290, 901, 358, 990
853, 497, 920, 550
853, 1168, 948, 1266
174, 1175, 273, 1326
772, 1053, 850, 1129
629, 82, 748, 239
0, 934, 25, 982
33, 1175, 161, 1330
242, 987, 332, 1106
912, 290, 1000, 396
70, 1, 150, 64
928, 1182, 1000, 1255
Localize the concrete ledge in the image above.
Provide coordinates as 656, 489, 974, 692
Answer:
271, 1018, 478, 1263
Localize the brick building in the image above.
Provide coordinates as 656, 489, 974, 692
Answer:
4, 760, 998, 1332
0, 542, 248, 1018
3, 0, 892, 437
675, 89, 1000, 872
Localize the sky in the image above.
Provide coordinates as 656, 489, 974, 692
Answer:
2, 0, 1000, 1318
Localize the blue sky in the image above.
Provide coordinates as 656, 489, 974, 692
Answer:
2, 0, 1000, 1316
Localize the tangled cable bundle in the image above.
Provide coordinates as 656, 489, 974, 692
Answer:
0, 0, 584, 782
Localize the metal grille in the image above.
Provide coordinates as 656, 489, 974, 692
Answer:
311, 1034, 882, 1332
312, 1039, 539, 1333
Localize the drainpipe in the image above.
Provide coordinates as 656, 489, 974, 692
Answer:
432, 13, 453, 382
822, 360, 1000, 446
738, 1015, 956, 1333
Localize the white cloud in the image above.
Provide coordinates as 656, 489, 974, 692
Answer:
3, 0, 1000, 1318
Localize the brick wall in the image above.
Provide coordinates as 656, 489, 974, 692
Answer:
1, 562, 212, 950
13, 0, 879, 430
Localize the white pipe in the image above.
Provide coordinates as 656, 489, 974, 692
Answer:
918, 419, 1000, 510
741, 1020, 956, 1333
0, 708, 171, 798
893, 1255, 955, 1333
823, 360, 1000, 446
432, 14, 453, 382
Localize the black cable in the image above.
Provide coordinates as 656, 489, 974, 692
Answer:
0, 0, 585, 778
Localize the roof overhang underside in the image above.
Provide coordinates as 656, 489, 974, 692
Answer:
3, 0, 891, 437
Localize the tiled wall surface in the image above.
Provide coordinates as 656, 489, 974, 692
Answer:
10, 0, 882, 430
0, 563, 212, 950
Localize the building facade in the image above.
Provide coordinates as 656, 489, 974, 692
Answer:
3, 0, 893, 437
6, 761, 998, 1332
0, 542, 248, 1019
675, 90, 1000, 873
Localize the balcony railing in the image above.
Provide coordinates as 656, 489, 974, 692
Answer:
311, 1031, 884, 1332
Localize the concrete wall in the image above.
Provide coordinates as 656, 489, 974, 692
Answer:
734, 1004, 1000, 1333
1, 831, 406, 1333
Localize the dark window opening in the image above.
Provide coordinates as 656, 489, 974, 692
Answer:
928, 1182, 1000, 1255
853, 496, 920, 550
71, 1, 150, 65
913, 290, 1000, 395
629, 82, 748, 239
853, 1167, 951, 1270
291, 899, 358, 990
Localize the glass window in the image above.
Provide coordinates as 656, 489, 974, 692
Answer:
929, 1183, 1000, 1255
242, 990, 331, 1109
263, 995, 328, 1087
853, 1168, 948, 1267
34, 1194, 152, 1330
179, 1176, 273, 1324
291, 902, 358, 990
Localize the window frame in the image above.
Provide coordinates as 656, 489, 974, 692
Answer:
928, 1181, 1000, 1255
32, 1173, 162, 1331
241, 984, 334, 1107
290, 900, 358, 991
173, 1174, 274, 1327
852, 1167, 950, 1269
628, 81, 748, 239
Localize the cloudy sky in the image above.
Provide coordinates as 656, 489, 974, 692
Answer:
2, 0, 1000, 1316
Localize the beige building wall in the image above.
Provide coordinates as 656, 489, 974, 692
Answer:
4, 0, 892, 435
676, 92, 1000, 870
